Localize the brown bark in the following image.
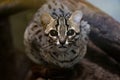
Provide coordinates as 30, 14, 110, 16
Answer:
62, 0, 120, 63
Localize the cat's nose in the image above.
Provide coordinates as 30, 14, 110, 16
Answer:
59, 36, 66, 45
60, 40, 65, 45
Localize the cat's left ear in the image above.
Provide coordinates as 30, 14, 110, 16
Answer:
41, 13, 54, 26
69, 10, 83, 24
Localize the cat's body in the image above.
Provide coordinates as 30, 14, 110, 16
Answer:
24, 0, 90, 68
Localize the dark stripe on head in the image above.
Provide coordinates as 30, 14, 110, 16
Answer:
52, 12, 58, 18
55, 19, 59, 28
59, 8, 64, 17
64, 18, 69, 29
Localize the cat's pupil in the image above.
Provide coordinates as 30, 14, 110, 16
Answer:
67, 29, 75, 36
49, 30, 58, 36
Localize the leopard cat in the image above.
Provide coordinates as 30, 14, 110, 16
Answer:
24, 0, 90, 68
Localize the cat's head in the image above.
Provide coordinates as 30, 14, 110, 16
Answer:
41, 10, 83, 51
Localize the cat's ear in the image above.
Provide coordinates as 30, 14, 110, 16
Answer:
41, 13, 54, 26
69, 10, 83, 24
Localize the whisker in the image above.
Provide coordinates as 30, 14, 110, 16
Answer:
42, 43, 53, 48
68, 41, 74, 44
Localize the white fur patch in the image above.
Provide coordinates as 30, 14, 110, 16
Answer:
71, 11, 83, 23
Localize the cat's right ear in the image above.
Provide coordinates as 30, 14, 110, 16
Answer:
41, 13, 54, 26
69, 10, 83, 24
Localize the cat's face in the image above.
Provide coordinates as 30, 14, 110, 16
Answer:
24, 10, 90, 67
41, 11, 83, 51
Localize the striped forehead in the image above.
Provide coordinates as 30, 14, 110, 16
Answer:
56, 17, 68, 35
46, 0, 71, 19
58, 17, 66, 25
56, 17, 68, 29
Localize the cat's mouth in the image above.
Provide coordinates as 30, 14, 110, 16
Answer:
59, 45, 67, 48
56, 45, 68, 51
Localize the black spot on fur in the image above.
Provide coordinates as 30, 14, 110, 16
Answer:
31, 25, 38, 31
53, 8, 56, 11
71, 50, 76, 54
53, 52, 58, 57
35, 29, 41, 35
31, 39, 40, 52
48, 4, 52, 9
84, 37, 88, 41
53, 0, 57, 5
53, 1, 57, 5
61, 4, 64, 9
52, 12, 58, 18
38, 35, 42, 41
59, 8, 64, 16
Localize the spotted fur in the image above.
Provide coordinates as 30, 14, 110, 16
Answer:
24, 0, 90, 68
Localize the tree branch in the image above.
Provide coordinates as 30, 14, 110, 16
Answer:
0, 0, 46, 17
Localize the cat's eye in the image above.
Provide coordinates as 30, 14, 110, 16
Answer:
67, 29, 75, 36
49, 30, 58, 36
